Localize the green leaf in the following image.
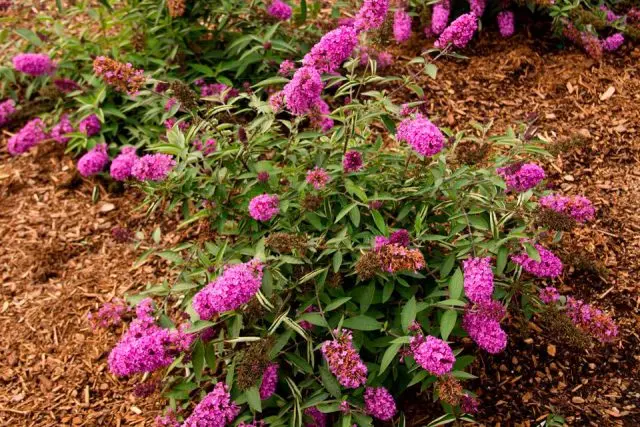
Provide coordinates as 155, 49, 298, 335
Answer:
192, 340, 205, 383
440, 253, 456, 278
425, 63, 438, 80
319, 363, 341, 398
14, 29, 43, 46
371, 210, 387, 235
342, 315, 381, 331
332, 251, 343, 273
401, 296, 417, 333
496, 245, 508, 274
335, 203, 357, 223
348, 205, 361, 227
448, 267, 463, 300
380, 114, 396, 135
524, 242, 541, 262
246, 386, 262, 412
379, 343, 401, 375
440, 310, 457, 340
325, 297, 351, 311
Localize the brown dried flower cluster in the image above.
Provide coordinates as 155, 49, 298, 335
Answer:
93, 56, 146, 95
265, 232, 308, 254
301, 194, 323, 211
170, 80, 199, 110
539, 306, 591, 349
235, 338, 274, 391
356, 245, 425, 280
437, 376, 463, 406
167, 0, 186, 18
536, 207, 576, 232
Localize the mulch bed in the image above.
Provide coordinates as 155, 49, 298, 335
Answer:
0, 27, 639, 427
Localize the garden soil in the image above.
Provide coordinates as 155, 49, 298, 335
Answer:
1, 33, 639, 427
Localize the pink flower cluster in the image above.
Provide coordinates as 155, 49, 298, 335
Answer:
309, 99, 334, 132
396, 113, 445, 157
393, 9, 412, 43
78, 143, 109, 177
601, 33, 624, 52
343, 150, 363, 172
0, 99, 16, 127
410, 335, 455, 375
566, 297, 618, 343
497, 11, 515, 38
539, 286, 560, 304
461, 394, 479, 413
278, 59, 296, 76
321, 329, 368, 388
88, 299, 128, 329
7, 118, 47, 155
51, 114, 74, 144
200, 82, 239, 100
249, 194, 280, 221
374, 229, 410, 250
108, 298, 193, 376
155, 409, 180, 427
78, 114, 101, 136
283, 66, 323, 115
304, 407, 326, 427
468, 0, 486, 17
192, 259, 264, 319
259, 363, 279, 399
12, 53, 56, 76
462, 300, 507, 354
267, 0, 292, 21
354, 0, 389, 31
193, 138, 217, 155
54, 78, 80, 93
302, 26, 359, 74
434, 13, 478, 49
110, 146, 138, 181
306, 166, 330, 189
512, 243, 563, 278
182, 382, 240, 427
539, 194, 595, 223
496, 162, 545, 192
364, 386, 397, 420
131, 153, 176, 181
431, 0, 450, 35
463, 257, 494, 303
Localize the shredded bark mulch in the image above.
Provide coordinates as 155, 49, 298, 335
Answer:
0, 30, 639, 427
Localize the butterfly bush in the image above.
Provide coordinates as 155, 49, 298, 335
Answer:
431, 0, 450, 35
396, 113, 446, 157
512, 243, 563, 278
266, 0, 292, 21
248, 194, 280, 221
182, 382, 240, 427
434, 13, 478, 49
78, 114, 101, 136
25, 1, 620, 424
12, 53, 56, 76
193, 259, 264, 320
497, 11, 515, 38
321, 330, 368, 388
410, 335, 455, 375
110, 146, 139, 181
0, 99, 16, 127
497, 162, 545, 192
131, 153, 176, 181
77, 143, 109, 177
7, 118, 47, 155
364, 386, 397, 420
393, 9, 412, 43
51, 114, 74, 144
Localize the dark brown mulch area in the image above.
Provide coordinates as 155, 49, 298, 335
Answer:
0, 142, 184, 426
0, 23, 638, 427
387, 31, 640, 425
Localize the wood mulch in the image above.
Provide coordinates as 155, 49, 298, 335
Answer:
0, 25, 639, 427
393, 32, 640, 426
